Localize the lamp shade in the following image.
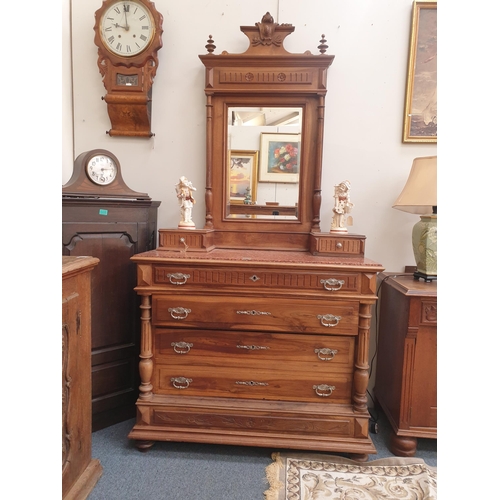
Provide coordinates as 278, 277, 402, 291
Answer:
393, 156, 437, 215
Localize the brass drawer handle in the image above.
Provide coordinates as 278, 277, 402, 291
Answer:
167, 273, 190, 285
236, 310, 272, 316
320, 278, 345, 291
171, 341, 193, 354
315, 348, 338, 361
171, 377, 192, 389
235, 380, 269, 386
168, 307, 191, 320
317, 314, 341, 327
313, 384, 335, 397
237, 344, 270, 351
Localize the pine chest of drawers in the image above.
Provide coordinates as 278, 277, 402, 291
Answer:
128, 248, 383, 459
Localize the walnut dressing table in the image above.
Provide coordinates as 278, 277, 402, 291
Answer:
127, 14, 384, 460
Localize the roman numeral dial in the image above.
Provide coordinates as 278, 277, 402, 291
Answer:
100, 1, 154, 57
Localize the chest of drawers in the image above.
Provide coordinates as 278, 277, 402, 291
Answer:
128, 249, 383, 460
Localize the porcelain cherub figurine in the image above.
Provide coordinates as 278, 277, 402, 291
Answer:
175, 176, 197, 229
330, 180, 354, 233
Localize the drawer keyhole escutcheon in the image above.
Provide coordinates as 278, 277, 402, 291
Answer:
315, 348, 338, 361
249, 275, 260, 282
171, 377, 192, 389
320, 278, 345, 291
317, 314, 341, 327
236, 310, 272, 316
313, 384, 335, 397
167, 273, 190, 285
168, 307, 192, 320
171, 341, 193, 354
237, 344, 270, 350
236, 380, 269, 386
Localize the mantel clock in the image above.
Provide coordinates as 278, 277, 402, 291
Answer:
93, 0, 163, 137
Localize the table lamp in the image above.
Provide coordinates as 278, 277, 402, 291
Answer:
393, 156, 437, 282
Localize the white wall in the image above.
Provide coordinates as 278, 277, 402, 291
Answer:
63, 0, 436, 273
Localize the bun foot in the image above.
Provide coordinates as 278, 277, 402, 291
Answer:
135, 440, 155, 452
349, 453, 369, 462
389, 432, 417, 457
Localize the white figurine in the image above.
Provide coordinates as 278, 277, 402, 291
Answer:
330, 180, 354, 233
175, 176, 197, 229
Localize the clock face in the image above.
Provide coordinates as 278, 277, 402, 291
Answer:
86, 155, 118, 185
100, 1, 155, 57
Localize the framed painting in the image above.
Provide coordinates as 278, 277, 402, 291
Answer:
403, 1, 437, 143
229, 150, 258, 204
259, 133, 300, 183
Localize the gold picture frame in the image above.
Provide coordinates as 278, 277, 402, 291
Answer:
229, 150, 258, 204
403, 1, 437, 143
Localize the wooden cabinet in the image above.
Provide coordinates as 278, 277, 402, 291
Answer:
374, 273, 437, 456
63, 256, 102, 499
62, 198, 160, 430
128, 248, 383, 460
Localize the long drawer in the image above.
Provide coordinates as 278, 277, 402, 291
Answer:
152, 265, 362, 295
155, 328, 355, 371
153, 295, 359, 335
154, 363, 352, 404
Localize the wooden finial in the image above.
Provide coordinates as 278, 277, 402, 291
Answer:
318, 34, 328, 54
205, 35, 216, 54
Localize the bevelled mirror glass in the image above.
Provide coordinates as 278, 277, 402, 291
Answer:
227, 106, 302, 220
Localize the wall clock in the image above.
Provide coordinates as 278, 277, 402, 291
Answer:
63, 149, 150, 199
93, 0, 163, 137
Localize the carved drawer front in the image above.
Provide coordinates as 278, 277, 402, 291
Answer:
153, 295, 359, 335
156, 364, 352, 404
156, 329, 355, 371
153, 265, 361, 294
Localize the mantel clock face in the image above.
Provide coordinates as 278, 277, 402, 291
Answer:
86, 153, 118, 185
99, 1, 155, 57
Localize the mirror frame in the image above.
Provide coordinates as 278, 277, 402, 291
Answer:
199, 13, 334, 251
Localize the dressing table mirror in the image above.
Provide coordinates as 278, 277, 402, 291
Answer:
129, 13, 384, 460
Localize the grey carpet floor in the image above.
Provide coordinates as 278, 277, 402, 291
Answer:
88, 410, 437, 499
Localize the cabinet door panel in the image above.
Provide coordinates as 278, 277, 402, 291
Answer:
409, 327, 437, 428
63, 224, 140, 430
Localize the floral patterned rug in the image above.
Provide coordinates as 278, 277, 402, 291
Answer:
264, 452, 437, 500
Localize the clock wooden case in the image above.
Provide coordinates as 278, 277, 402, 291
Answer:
63, 149, 150, 199
93, 0, 163, 137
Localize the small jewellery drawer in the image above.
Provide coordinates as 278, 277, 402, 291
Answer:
155, 329, 355, 370
155, 364, 352, 404
153, 295, 359, 335
152, 265, 361, 294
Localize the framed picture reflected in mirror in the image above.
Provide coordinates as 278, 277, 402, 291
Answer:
229, 150, 258, 204
259, 133, 300, 183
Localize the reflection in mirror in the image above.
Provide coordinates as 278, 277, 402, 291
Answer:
227, 107, 302, 220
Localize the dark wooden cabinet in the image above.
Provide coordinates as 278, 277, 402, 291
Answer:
63, 256, 102, 499
63, 197, 160, 431
374, 273, 437, 456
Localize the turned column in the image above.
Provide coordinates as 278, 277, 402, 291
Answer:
138, 294, 153, 400
353, 302, 372, 412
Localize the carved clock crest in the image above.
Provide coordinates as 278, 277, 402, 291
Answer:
93, 0, 163, 137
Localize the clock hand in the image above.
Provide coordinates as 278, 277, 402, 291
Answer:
113, 23, 128, 29
124, 6, 129, 31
